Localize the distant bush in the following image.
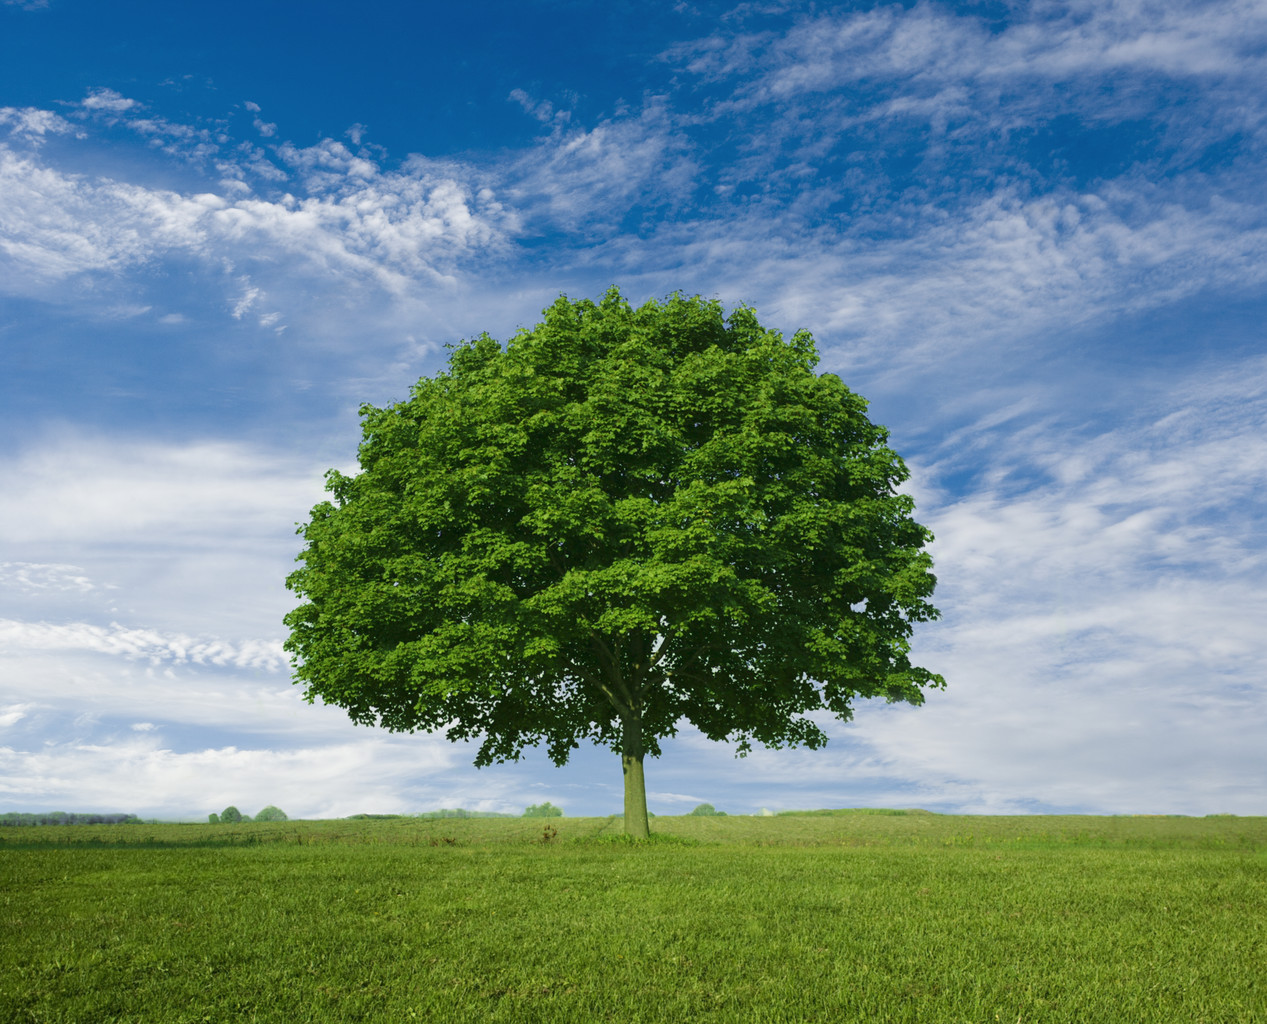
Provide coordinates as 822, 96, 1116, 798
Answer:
522, 802, 563, 818
219, 806, 243, 824
253, 805, 288, 822
208, 813, 220, 824
688, 803, 727, 816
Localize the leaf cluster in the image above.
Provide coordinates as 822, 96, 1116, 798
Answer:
284, 288, 942, 767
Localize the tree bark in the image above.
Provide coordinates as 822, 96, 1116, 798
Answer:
621, 712, 650, 839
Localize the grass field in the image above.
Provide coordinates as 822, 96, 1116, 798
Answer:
2, 811, 1264, 1023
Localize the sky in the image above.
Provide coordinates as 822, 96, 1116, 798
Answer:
1, 0, 1264, 821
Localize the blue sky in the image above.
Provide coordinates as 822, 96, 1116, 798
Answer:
1, 0, 1264, 820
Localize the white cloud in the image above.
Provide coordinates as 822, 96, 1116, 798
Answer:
0, 122, 515, 315
0, 433, 338, 642
508, 88, 571, 126
0, 434, 327, 549
0, 704, 30, 728
0, 619, 287, 671
0, 106, 74, 142
573, 183, 1267, 395
675, 0, 1267, 107
0, 562, 99, 593
836, 354, 1267, 814
231, 281, 261, 319
81, 88, 138, 113
504, 99, 697, 233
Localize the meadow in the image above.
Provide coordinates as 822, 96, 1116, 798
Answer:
2, 811, 1264, 1023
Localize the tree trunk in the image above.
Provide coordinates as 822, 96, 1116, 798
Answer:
621, 713, 650, 839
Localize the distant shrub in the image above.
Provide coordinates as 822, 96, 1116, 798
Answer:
208, 812, 220, 824
522, 802, 563, 818
253, 805, 288, 822
219, 806, 243, 824
688, 803, 727, 816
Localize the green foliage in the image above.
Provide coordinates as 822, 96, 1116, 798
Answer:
284, 288, 943, 837
219, 806, 243, 824
522, 801, 564, 818
208, 813, 220, 824
253, 805, 288, 822
688, 802, 727, 816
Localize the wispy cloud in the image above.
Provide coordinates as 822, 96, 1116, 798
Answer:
0, 433, 333, 640
81, 88, 138, 113
837, 354, 1267, 814
0, 106, 74, 143
0, 703, 31, 728
0, 619, 287, 671
672, 0, 1267, 106
0, 434, 327, 548
0, 116, 516, 320
0, 562, 99, 594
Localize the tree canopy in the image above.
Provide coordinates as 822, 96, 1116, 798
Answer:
284, 288, 943, 837
254, 805, 289, 822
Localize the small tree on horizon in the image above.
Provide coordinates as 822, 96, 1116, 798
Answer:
219, 805, 242, 823
689, 802, 726, 816
284, 289, 943, 839
208, 812, 220, 824
522, 801, 564, 818
254, 805, 289, 822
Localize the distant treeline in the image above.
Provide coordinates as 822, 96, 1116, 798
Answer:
0, 812, 143, 827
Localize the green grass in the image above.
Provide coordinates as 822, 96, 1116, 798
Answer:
2, 814, 1264, 1022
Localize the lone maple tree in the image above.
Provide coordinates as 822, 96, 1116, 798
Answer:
283, 289, 943, 837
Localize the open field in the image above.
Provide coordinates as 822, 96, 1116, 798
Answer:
3, 812, 1265, 1022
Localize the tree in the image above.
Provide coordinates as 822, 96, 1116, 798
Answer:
284, 289, 943, 839
523, 801, 564, 817
688, 803, 726, 816
208, 812, 220, 824
254, 805, 289, 822
219, 805, 242, 824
